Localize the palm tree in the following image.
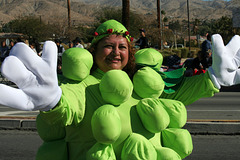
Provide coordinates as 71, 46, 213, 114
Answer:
122, 0, 130, 29
157, 0, 162, 49
67, 0, 71, 28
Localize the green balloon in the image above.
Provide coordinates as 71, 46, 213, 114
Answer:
161, 128, 193, 159
121, 133, 157, 160
99, 70, 133, 105
136, 98, 170, 133
135, 48, 163, 71
155, 147, 181, 160
158, 99, 187, 128
62, 48, 93, 81
86, 143, 116, 160
91, 104, 121, 144
133, 67, 165, 98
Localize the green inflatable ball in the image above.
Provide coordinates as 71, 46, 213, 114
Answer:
161, 128, 193, 159
155, 147, 181, 160
121, 133, 157, 160
86, 143, 116, 160
62, 48, 93, 81
158, 99, 187, 128
91, 104, 121, 144
136, 98, 170, 133
99, 70, 133, 105
133, 67, 165, 98
135, 48, 163, 71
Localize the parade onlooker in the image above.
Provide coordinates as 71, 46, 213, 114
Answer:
29, 41, 38, 54
201, 33, 212, 68
74, 37, 84, 48
55, 39, 65, 74
0, 41, 9, 62
68, 41, 74, 48
136, 28, 149, 49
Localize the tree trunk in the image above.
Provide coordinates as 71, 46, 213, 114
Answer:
122, 0, 130, 30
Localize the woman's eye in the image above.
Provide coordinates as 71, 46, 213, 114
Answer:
119, 46, 127, 49
104, 45, 113, 48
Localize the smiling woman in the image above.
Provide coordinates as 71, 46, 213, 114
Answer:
94, 35, 129, 72
89, 20, 136, 79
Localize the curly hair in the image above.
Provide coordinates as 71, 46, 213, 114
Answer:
89, 36, 137, 79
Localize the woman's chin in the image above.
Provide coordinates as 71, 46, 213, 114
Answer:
107, 64, 123, 70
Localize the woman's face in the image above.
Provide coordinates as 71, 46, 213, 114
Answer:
95, 34, 129, 72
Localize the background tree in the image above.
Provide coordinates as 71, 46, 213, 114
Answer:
198, 19, 214, 36
212, 16, 234, 44
168, 20, 181, 32
122, 0, 130, 29
193, 19, 200, 35
2, 16, 54, 41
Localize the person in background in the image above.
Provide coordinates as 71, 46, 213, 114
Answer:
34, 39, 41, 55
0, 41, 9, 62
9, 40, 16, 50
29, 41, 37, 54
190, 51, 207, 76
201, 33, 212, 68
16, 38, 24, 43
55, 39, 65, 74
166, 54, 182, 71
136, 28, 149, 49
55, 39, 65, 57
74, 37, 84, 48
68, 41, 74, 48
29, 39, 42, 56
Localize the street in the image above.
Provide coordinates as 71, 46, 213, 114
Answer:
0, 130, 41, 160
0, 91, 240, 159
186, 92, 240, 121
1, 92, 240, 121
0, 130, 240, 160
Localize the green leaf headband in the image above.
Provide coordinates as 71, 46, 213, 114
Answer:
91, 19, 133, 45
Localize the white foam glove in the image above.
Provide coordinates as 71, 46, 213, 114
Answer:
208, 34, 240, 89
0, 41, 62, 111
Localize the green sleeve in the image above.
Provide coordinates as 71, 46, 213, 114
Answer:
40, 79, 87, 126
160, 71, 219, 106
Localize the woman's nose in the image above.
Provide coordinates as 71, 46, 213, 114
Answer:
112, 47, 120, 56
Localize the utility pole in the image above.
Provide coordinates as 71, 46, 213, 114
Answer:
157, 0, 163, 50
67, 0, 71, 28
122, 0, 130, 30
187, 0, 191, 56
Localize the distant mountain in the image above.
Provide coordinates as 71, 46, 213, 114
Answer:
0, 0, 236, 25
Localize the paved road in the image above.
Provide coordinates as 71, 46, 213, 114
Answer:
1, 130, 240, 160
0, 91, 239, 159
0, 92, 239, 121
186, 92, 240, 121
0, 91, 239, 135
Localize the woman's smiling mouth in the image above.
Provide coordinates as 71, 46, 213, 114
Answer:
106, 57, 121, 63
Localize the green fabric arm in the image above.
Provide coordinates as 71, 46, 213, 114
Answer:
160, 71, 219, 106
40, 80, 87, 126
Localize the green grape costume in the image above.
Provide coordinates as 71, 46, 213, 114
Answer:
36, 20, 219, 160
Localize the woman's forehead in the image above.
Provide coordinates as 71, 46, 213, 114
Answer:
101, 35, 128, 43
